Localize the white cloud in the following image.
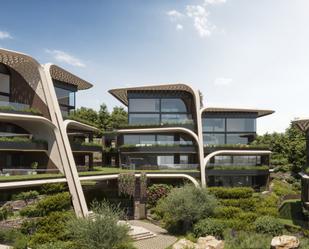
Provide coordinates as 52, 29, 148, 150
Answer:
45, 49, 86, 67
204, 0, 226, 5
176, 24, 183, 31
166, 10, 184, 22
186, 5, 215, 37
0, 31, 12, 40
167, 0, 226, 38
214, 77, 233, 86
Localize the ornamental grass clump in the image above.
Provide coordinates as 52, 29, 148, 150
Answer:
155, 184, 218, 234
67, 201, 133, 249
254, 215, 284, 236
118, 173, 136, 197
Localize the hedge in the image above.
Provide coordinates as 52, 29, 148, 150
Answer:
208, 187, 254, 199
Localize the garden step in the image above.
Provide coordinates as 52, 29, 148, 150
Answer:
129, 225, 156, 241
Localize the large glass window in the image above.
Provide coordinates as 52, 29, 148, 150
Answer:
161, 99, 187, 112
226, 134, 250, 144
157, 135, 174, 145
226, 118, 256, 132
233, 156, 261, 166
214, 156, 232, 166
129, 99, 160, 112
203, 133, 225, 145
180, 155, 189, 164
0, 73, 10, 94
129, 113, 160, 124
203, 118, 225, 132
157, 155, 174, 166
123, 134, 155, 145
55, 87, 75, 107
161, 114, 192, 124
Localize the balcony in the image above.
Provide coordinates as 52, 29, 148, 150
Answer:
121, 163, 199, 171
119, 142, 196, 154
206, 164, 269, 176
70, 142, 102, 152
0, 137, 48, 151
0, 101, 42, 116
118, 120, 195, 130
204, 144, 269, 154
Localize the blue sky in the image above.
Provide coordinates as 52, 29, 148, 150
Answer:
0, 0, 308, 134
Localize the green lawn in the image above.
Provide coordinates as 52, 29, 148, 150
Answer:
0, 167, 199, 182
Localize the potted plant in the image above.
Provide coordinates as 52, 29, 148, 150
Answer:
30, 162, 38, 175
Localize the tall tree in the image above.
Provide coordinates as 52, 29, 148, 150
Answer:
70, 107, 99, 127
97, 103, 111, 131
109, 107, 128, 129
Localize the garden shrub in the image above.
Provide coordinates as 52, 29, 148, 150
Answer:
234, 211, 258, 223
256, 207, 279, 217
40, 183, 67, 195
13, 234, 28, 249
258, 193, 280, 208
35, 241, 75, 249
224, 230, 272, 249
223, 218, 253, 231
147, 184, 172, 208
19, 205, 41, 217
20, 192, 71, 217
220, 198, 257, 211
208, 187, 254, 199
254, 215, 284, 236
0, 206, 12, 221
67, 201, 133, 249
272, 179, 297, 197
214, 206, 242, 219
193, 218, 225, 239
155, 185, 218, 234
0, 228, 24, 244
13, 191, 39, 203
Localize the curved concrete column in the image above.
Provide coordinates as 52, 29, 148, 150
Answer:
41, 64, 88, 218
201, 150, 272, 188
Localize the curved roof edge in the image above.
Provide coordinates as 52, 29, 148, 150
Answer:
64, 119, 100, 133
109, 83, 196, 106
292, 118, 309, 132
201, 107, 274, 118
0, 48, 41, 66
46, 64, 93, 90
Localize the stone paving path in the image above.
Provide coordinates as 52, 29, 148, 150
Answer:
129, 220, 177, 249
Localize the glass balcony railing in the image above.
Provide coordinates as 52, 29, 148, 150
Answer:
121, 163, 199, 171
121, 141, 194, 147
0, 101, 29, 111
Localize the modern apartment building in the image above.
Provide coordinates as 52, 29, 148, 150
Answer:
293, 118, 309, 212
105, 84, 274, 190
0, 48, 101, 217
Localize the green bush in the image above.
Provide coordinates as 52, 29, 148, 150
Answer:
19, 205, 41, 217
254, 216, 284, 236
67, 201, 132, 249
40, 183, 67, 195
223, 218, 253, 231
193, 218, 225, 239
208, 187, 254, 199
155, 185, 218, 234
214, 206, 242, 219
235, 212, 258, 223
0, 228, 24, 244
35, 241, 75, 249
258, 193, 280, 208
20, 192, 71, 217
220, 198, 257, 211
13, 191, 39, 203
224, 230, 272, 249
13, 235, 28, 249
272, 180, 297, 197
256, 207, 279, 217
147, 184, 172, 208
0, 206, 12, 221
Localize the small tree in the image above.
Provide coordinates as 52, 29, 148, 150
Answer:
67, 201, 132, 249
156, 185, 218, 234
